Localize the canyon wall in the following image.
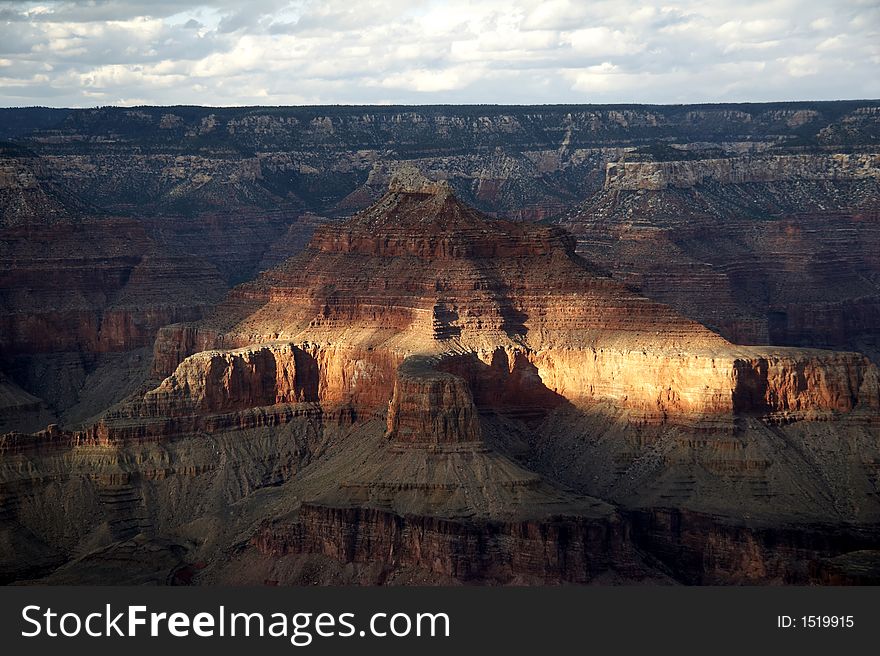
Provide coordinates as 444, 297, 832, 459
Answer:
604, 153, 880, 191
386, 356, 482, 445
2, 102, 877, 222
252, 503, 639, 584
0, 416, 329, 584
566, 158, 880, 362
3, 101, 879, 431
530, 347, 879, 422
138, 185, 880, 432
142, 341, 403, 419
1, 103, 879, 585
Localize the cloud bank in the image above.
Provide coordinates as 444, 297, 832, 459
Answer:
0, 0, 877, 106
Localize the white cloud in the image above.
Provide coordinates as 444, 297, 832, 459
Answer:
783, 53, 822, 77
816, 35, 846, 51
0, 0, 876, 106
377, 65, 487, 93
566, 27, 645, 57
716, 18, 790, 39
566, 62, 624, 93
521, 0, 590, 31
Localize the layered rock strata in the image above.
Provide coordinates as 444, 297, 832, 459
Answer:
3, 102, 878, 434
566, 152, 880, 361
604, 154, 880, 191
147, 176, 879, 427
246, 354, 649, 584
3, 171, 880, 585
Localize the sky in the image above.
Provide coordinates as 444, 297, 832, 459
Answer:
0, 0, 878, 107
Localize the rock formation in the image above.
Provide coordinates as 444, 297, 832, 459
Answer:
565, 150, 880, 362
603, 154, 880, 191
147, 174, 879, 429
1, 102, 879, 585
2, 102, 878, 431
2, 175, 871, 585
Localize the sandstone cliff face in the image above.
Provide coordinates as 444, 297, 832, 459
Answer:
529, 348, 734, 421
144, 341, 397, 423
385, 356, 482, 445
626, 508, 880, 584
252, 503, 641, 584
732, 350, 879, 416
141, 343, 318, 416
566, 145, 880, 365
529, 347, 880, 422
145, 183, 879, 428
604, 154, 880, 191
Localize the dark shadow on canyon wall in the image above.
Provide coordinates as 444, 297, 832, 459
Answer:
437, 348, 570, 420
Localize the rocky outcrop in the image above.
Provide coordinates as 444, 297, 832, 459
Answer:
253, 503, 641, 584
385, 356, 482, 445
627, 508, 880, 584
142, 343, 318, 416
604, 154, 880, 191
0, 372, 54, 433
147, 185, 880, 428
732, 350, 879, 416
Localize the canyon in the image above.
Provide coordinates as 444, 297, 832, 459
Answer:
0, 101, 879, 585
